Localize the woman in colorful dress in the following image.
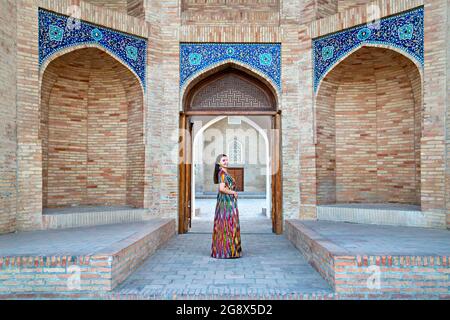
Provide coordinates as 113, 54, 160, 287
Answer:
211, 154, 242, 259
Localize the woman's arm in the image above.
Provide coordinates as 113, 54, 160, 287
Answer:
219, 183, 237, 197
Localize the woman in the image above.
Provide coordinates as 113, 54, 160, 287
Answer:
211, 154, 242, 259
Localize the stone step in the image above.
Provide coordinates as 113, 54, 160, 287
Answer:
42, 206, 151, 230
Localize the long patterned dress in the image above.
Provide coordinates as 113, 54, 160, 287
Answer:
211, 168, 242, 259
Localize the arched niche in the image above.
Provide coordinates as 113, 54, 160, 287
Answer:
40, 47, 145, 209
315, 46, 422, 206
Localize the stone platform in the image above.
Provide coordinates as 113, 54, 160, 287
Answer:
0, 219, 176, 295
286, 220, 450, 299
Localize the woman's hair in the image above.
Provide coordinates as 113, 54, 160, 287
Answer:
213, 154, 227, 184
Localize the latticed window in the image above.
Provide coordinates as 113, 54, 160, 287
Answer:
228, 137, 243, 164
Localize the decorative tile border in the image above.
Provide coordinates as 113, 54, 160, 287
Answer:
38, 8, 147, 90
180, 43, 281, 91
313, 6, 424, 93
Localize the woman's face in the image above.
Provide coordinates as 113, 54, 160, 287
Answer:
220, 156, 229, 168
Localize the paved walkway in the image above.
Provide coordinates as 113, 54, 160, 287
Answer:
192, 198, 272, 234
114, 218, 333, 299
194, 198, 268, 219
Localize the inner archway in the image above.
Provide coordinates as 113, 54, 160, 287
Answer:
315, 46, 422, 207
40, 48, 145, 209
179, 66, 282, 234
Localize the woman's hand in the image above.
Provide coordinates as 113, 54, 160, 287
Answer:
233, 191, 238, 199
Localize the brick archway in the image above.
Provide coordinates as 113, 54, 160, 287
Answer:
40, 47, 145, 209
179, 65, 282, 234
315, 46, 422, 207
181, 62, 280, 112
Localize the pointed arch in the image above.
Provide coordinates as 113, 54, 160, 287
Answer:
315, 43, 423, 96
39, 42, 146, 94
181, 61, 280, 111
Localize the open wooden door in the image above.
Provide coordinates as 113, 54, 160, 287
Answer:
271, 112, 283, 234
178, 113, 192, 234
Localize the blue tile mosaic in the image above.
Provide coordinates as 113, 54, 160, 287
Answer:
38, 8, 147, 90
313, 6, 424, 93
180, 43, 281, 91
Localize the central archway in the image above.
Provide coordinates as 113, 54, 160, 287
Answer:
179, 65, 282, 234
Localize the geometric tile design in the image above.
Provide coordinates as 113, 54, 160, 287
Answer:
180, 43, 281, 91
38, 8, 147, 90
313, 6, 424, 93
191, 74, 273, 110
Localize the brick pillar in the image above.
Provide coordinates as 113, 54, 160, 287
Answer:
143, 0, 181, 225
16, 0, 43, 231
422, 0, 448, 228
0, 0, 17, 234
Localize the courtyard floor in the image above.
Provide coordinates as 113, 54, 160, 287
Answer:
114, 226, 333, 299
1, 200, 448, 299
114, 198, 333, 298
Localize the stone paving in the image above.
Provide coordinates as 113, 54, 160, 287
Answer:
0, 221, 161, 256
194, 198, 268, 219
192, 198, 272, 234
301, 220, 450, 256
114, 216, 333, 299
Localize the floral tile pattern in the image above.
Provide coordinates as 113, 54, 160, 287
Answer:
38, 8, 147, 90
313, 7, 424, 93
180, 43, 281, 91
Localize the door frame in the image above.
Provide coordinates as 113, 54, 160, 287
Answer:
178, 111, 283, 235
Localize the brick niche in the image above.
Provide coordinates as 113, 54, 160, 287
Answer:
316, 47, 422, 205
40, 48, 144, 209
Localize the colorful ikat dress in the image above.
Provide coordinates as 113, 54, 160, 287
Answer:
211, 168, 242, 259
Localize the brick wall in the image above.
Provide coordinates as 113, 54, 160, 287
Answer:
11, 0, 149, 233
300, 0, 339, 24
5, 0, 448, 234
84, 0, 128, 13
422, 0, 447, 227
317, 0, 338, 19
181, 0, 280, 25
338, 0, 372, 12
316, 47, 421, 205
84, 0, 145, 18
0, 0, 17, 234
127, 0, 145, 18
40, 48, 144, 208
447, 0, 450, 229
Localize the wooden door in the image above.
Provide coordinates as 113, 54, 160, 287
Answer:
228, 168, 244, 191
271, 112, 282, 234
178, 113, 192, 234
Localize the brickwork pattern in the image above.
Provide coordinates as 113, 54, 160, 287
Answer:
316, 47, 422, 205
0, 0, 17, 234
181, 0, 280, 25
338, 0, 372, 12
286, 219, 450, 299
0, 219, 176, 293
40, 48, 144, 208
1, 0, 448, 235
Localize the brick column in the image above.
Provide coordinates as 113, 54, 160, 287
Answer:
422, 0, 448, 228
143, 0, 180, 225
16, 0, 43, 231
0, 0, 18, 234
